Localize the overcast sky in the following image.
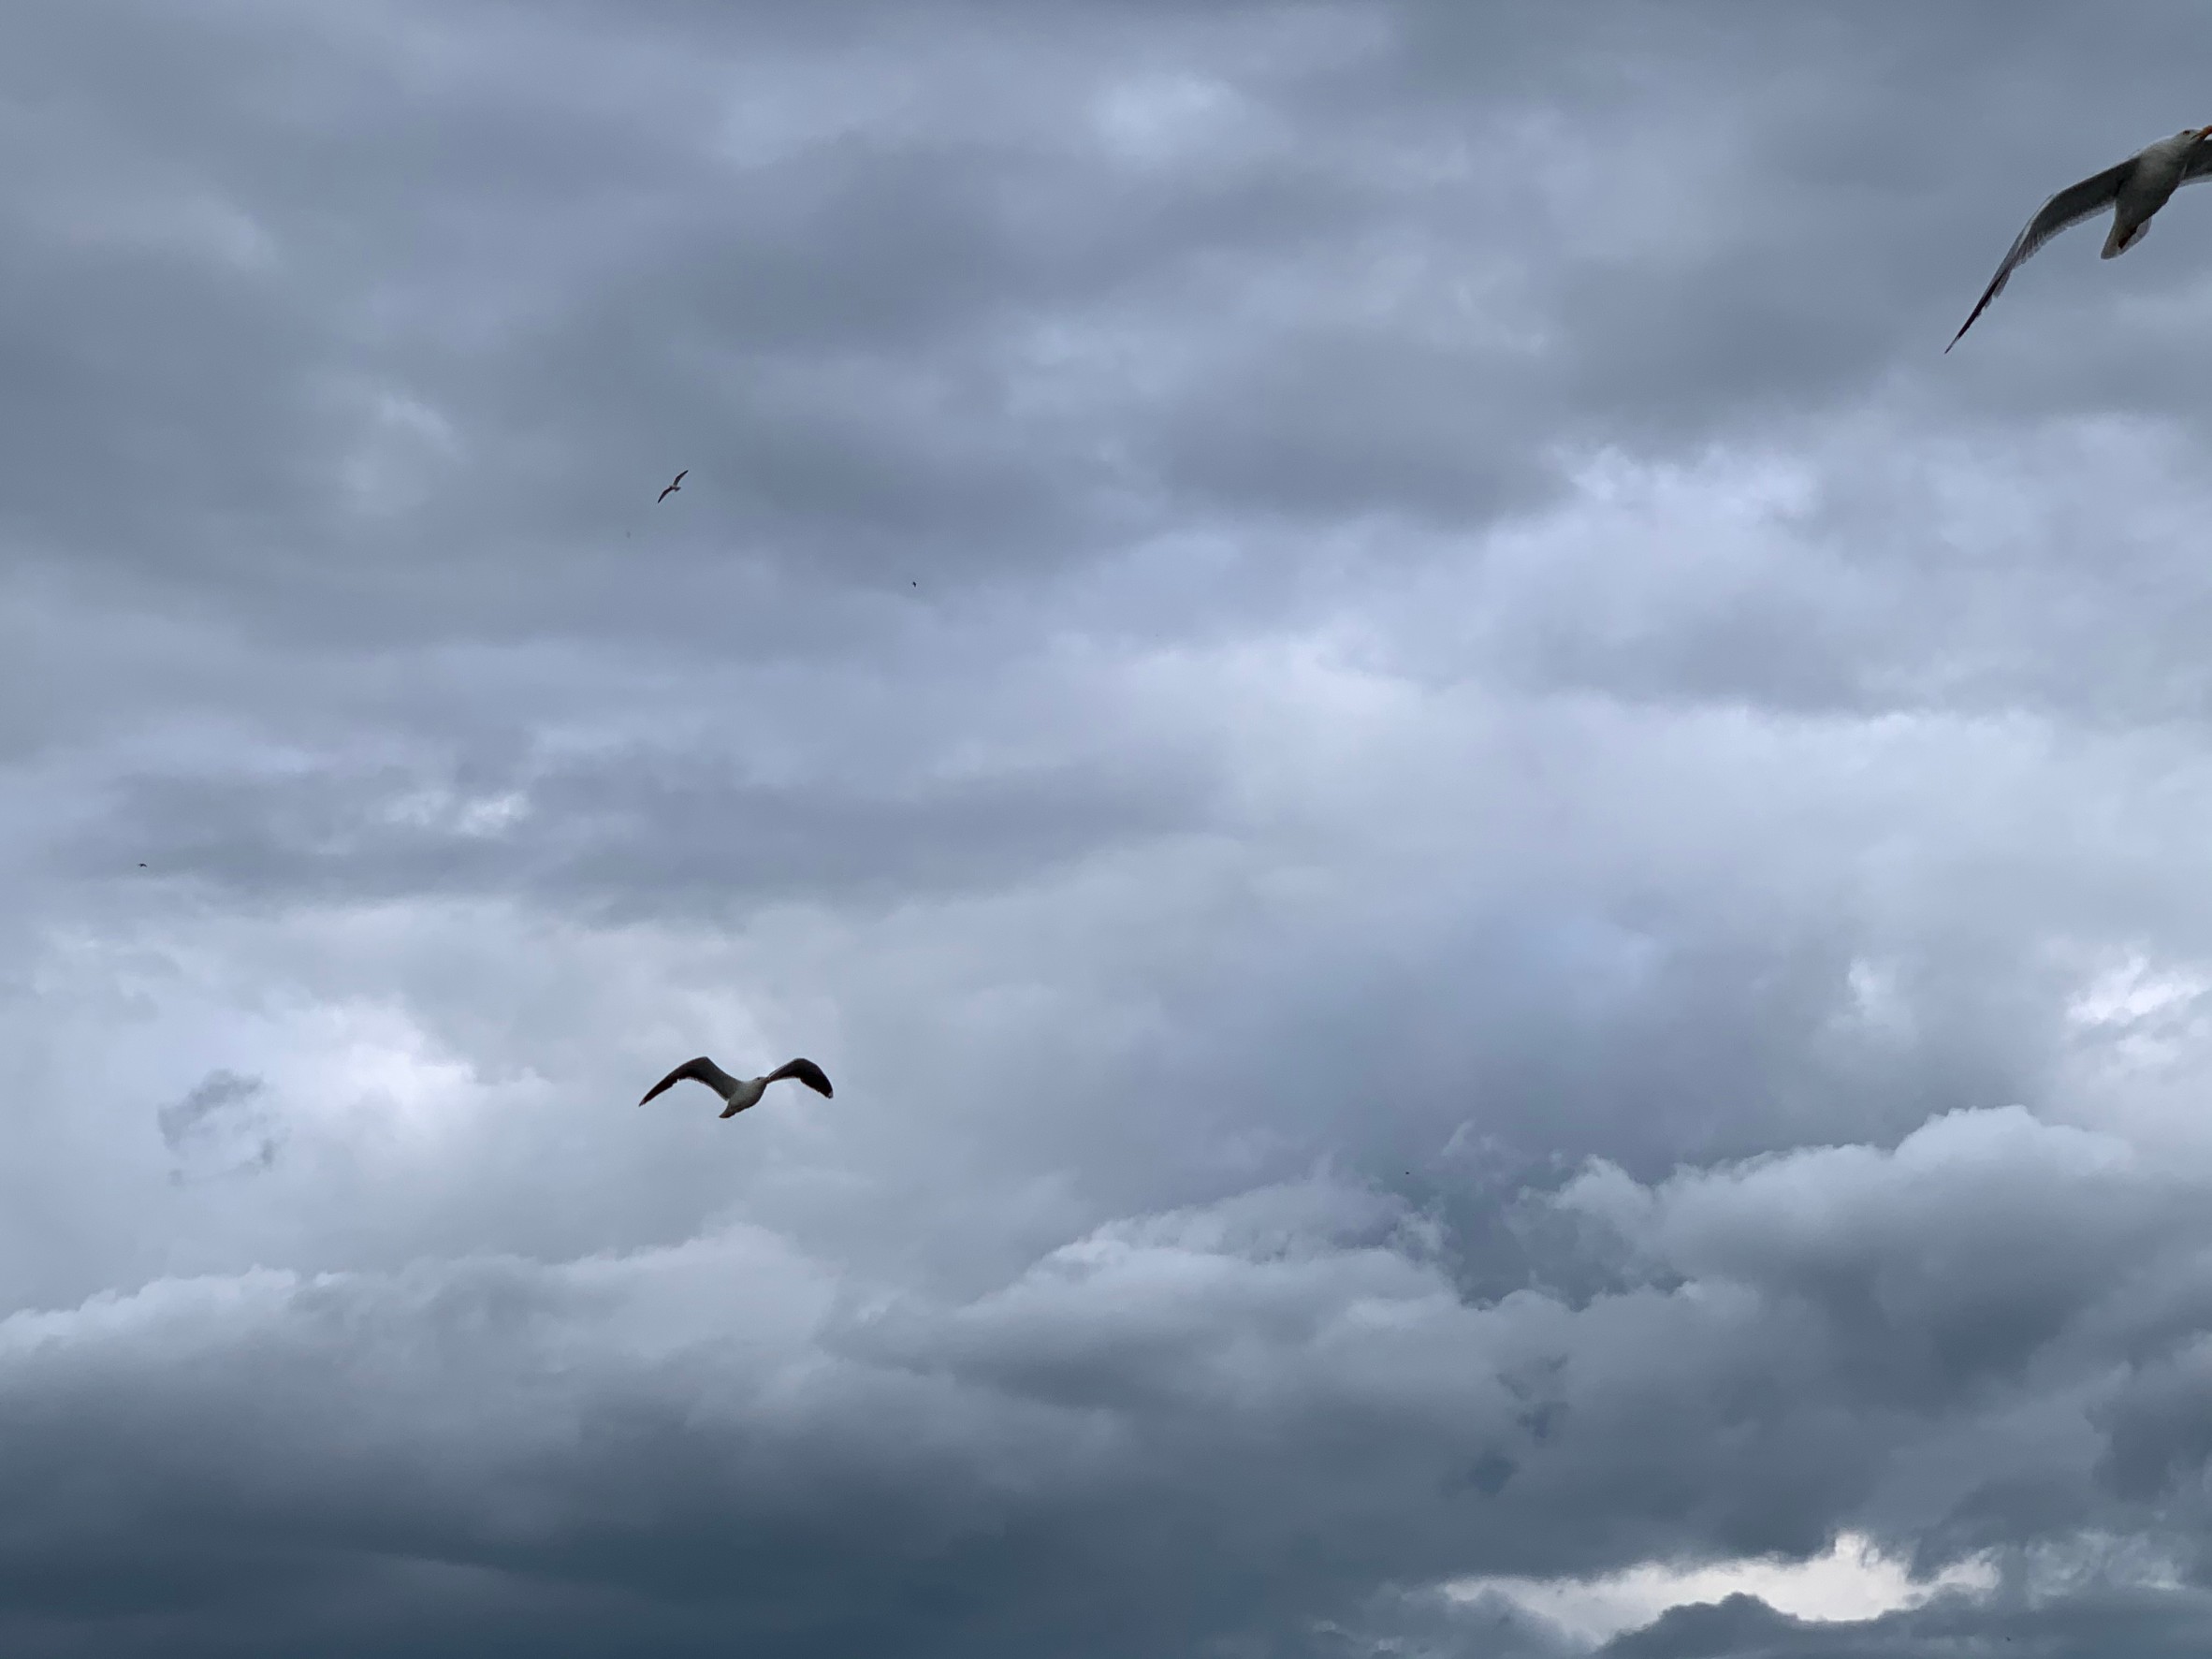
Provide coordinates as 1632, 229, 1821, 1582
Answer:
13, 1, 2212, 1653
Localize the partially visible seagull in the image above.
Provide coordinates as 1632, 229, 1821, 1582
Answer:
657, 469, 688, 503
1950, 125, 2212, 350
638, 1055, 833, 1119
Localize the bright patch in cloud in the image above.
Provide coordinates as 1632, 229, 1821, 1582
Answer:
1450, 1533, 1998, 1648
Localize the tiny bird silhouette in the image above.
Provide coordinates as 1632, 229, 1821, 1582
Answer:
657, 469, 688, 503
638, 1055, 833, 1120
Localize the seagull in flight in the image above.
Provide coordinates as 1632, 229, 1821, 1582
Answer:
1949, 125, 2212, 350
657, 469, 688, 503
638, 1055, 833, 1120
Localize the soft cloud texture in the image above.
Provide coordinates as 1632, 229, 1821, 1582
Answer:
8, 0, 2212, 1652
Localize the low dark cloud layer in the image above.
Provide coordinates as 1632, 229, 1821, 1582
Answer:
10, 0, 2212, 1652
3, 1112, 2212, 1655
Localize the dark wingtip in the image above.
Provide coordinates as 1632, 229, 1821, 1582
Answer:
638, 1055, 716, 1108
768, 1057, 834, 1098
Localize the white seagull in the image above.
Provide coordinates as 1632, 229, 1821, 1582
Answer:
1950, 125, 2212, 350
638, 1055, 833, 1120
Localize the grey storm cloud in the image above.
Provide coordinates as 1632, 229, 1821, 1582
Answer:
7, 0, 2212, 1653
156, 1068, 280, 1182
80, 745, 1206, 919
3, 1111, 2212, 1656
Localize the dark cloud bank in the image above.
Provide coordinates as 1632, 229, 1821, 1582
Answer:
9, 1, 2212, 1653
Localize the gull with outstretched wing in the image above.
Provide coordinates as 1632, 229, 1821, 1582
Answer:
638, 1055, 834, 1120
1950, 125, 2212, 351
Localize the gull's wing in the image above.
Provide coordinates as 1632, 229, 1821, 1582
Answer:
639, 1055, 737, 1105
764, 1057, 834, 1098
673, 470, 687, 487
1947, 158, 2135, 351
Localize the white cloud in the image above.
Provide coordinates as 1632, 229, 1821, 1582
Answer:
1451, 1532, 1999, 1647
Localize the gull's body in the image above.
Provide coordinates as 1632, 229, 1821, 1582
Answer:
638, 1055, 833, 1119
1950, 126, 2212, 350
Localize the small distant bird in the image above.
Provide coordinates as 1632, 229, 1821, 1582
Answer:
1950, 125, 2212, 350
657, 469, 687, 503
638, 1055, 833, 1120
